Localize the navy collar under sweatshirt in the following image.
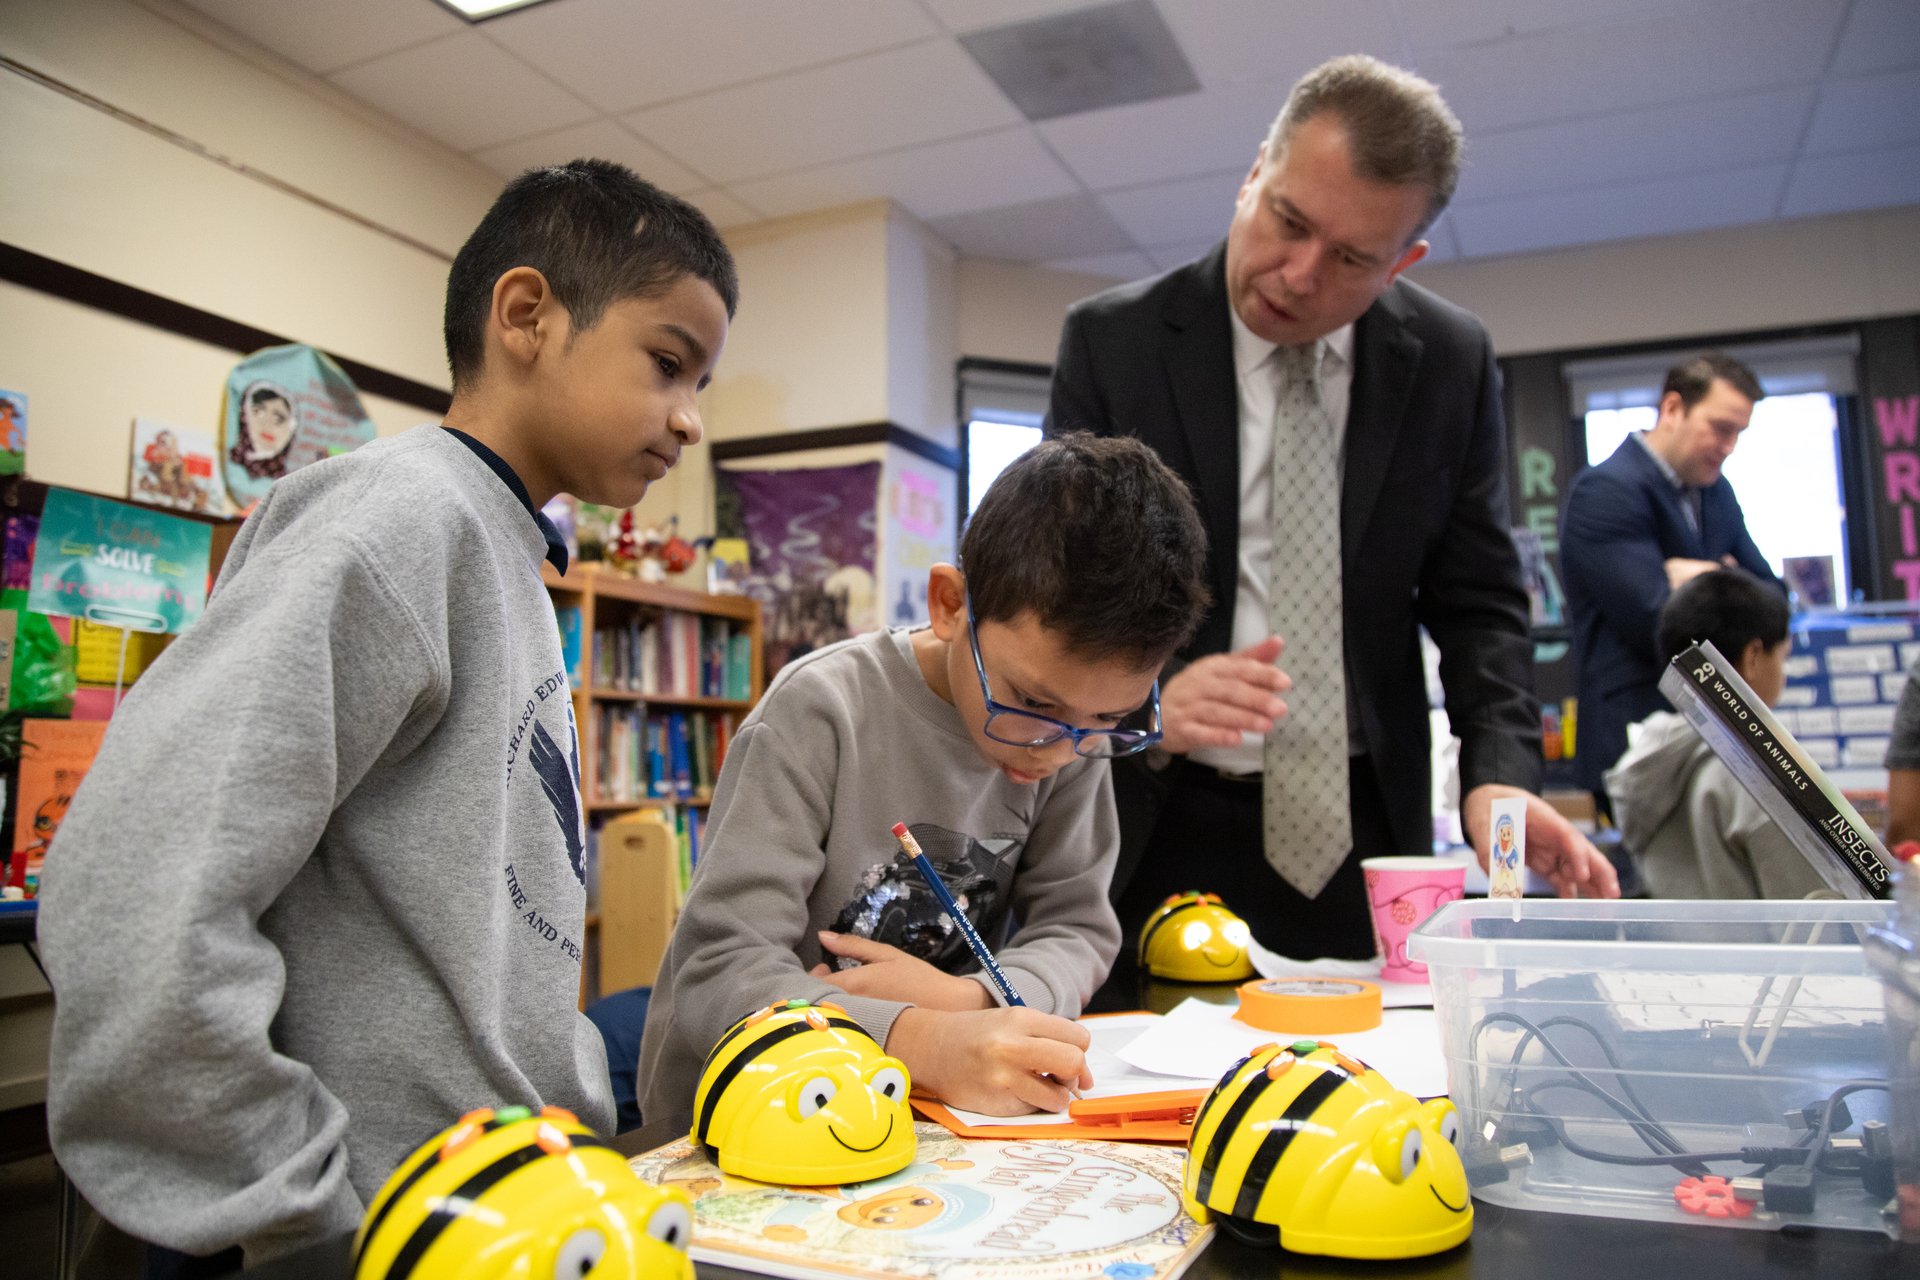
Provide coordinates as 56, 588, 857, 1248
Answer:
442, 426, 570, 574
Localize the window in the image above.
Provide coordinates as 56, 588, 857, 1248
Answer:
1569, 335, 1860, 605
958, 360, 1050, 518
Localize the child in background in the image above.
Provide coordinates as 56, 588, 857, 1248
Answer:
39, 160, 735, 1269
639, 434, 1210, 1123
1605, 567, 1828, 898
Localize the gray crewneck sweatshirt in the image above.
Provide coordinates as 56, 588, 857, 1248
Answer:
637, 627, 1121, 1130
38, 426, 613, 1264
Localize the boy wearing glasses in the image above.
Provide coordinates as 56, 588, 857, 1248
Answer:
639, 434, 1209, 1121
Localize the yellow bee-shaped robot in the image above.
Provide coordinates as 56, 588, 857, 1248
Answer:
353, 1105, 694, 1280
1185, 1040, 1472, 1259
1139, 892, 1256, 982
695, 998, 917, 1185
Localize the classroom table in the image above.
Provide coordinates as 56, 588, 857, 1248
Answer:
238, 969, 1918, 1280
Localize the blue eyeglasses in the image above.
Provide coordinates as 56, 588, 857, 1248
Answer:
964, 595, 1162, 758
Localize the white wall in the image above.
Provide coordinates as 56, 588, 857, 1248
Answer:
957, 259, 1127, 367
0, 0, 501, 496
1412, 205, 1920, 356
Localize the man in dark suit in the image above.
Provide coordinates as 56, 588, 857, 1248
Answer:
1047, 56, 1616, 989
1562, 352, 1781, 804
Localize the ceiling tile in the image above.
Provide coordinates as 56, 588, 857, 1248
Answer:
1147, 238, 1218, 271
1459, 86, 1813, 204
1156, 0, 1398, 88
1415, 0, 1847, 134
728, 128, 1078, 222
1397, 0, 1679, 51
1099, 169, 1240, 247
470, 119, 709, 191
1046, 250, 1157, 280
929, 193, 1135, 262
487, 0, 939, 114
179, 0, 465, 75
684, 188, 766, 230
1802, 69, 1920, 156
1780, 145, 1920, 219
960, 0, 1199, 123
1450, 163, 1787, 258
1040, 80, 1284, 191
624, 41, 1023, 184
1830, 0, 1920, 77
328, 31, 596, 152
920, 0, 1107, 35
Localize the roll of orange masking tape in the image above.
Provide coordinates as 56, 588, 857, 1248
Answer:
1234, 977, 1383, 1035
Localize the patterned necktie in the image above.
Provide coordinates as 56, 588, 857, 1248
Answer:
1263, 342, 1353, 898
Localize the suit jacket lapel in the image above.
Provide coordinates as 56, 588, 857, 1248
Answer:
1344, 287, 1421, 568
1618, 436, 1705, 557
1163, 245, 1240, 616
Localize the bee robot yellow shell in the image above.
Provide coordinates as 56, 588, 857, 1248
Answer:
1184, 1040, 1473, 1259
1138, 892, 1256, 982
694, 998, 917, 1185
353, 1105, 694, 1280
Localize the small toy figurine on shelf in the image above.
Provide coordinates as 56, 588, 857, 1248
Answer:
607, 513, 704, 583
606, 508, 644, 577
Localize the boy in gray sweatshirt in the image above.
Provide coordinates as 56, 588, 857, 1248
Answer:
37, 160, 735, 1268
639, 435, 1210, 1128
1605, 567, 1824, 899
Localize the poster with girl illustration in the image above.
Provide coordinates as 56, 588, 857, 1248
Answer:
220, 345, 376, 512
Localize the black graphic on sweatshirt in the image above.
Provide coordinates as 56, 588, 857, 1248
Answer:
528, 718, 585, 885
830, 823, 1020, 973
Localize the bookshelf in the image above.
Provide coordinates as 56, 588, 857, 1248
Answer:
542, 563, 763, 1003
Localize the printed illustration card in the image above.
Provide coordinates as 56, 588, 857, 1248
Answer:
631, 1122, 1211, 1280
10, 717, 107, 897
0, 388, 24, 476
130, 418, 223, 514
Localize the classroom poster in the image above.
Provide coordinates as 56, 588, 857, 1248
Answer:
27, 489, 212, 634
631, 1122, 1210, 1280
883, 448, 955, 628
10, 717, 107, 897
130, 417, 224, 514
221, 344, 376, 511
0, 388, 24, 476
715, 461, 880, 686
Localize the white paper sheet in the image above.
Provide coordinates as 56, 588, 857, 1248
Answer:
1116, 997, 1451, 1098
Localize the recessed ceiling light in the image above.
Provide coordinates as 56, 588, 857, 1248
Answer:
430, 0, 561, 22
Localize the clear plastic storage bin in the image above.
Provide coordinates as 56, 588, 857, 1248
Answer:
1408, 899, 1898, 1236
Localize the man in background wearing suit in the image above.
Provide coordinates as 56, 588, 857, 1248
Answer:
1047, 55, 1616, 993
1562, 352, 1781, 808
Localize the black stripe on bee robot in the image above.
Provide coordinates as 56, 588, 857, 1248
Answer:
354, 1111, 519, 1271
380, 1134, 612, 1280
1231, 1069, 1349, 1220
695, 1015, 870, 1143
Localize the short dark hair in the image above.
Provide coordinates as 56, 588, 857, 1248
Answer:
961, 434, 1209, 668
1657, 568, 1789, 669
1663, 351, 1765, 413
1265, 54, 1463, 241
444, 159, 739, 390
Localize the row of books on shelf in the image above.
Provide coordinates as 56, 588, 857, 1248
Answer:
594, 706, 738, 805
555, 605, 752, 700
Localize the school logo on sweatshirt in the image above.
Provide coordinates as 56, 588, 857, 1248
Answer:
528, 711, 585, 886
829, 825, 1019, 972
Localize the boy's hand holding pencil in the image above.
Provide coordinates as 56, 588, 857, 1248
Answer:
887, 1005, 1094, 1116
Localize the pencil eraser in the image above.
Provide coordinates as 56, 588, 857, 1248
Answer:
891, 822, 909, 838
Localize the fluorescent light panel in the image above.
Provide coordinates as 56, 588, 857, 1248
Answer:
431, 0, 559, 21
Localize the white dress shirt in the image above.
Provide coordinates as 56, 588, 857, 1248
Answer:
1190, 305, 1354, 776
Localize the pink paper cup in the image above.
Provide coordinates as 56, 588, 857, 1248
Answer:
1362, 856, 1468, 984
